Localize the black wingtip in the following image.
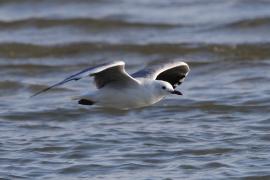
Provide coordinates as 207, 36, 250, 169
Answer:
30, 77, 76, 98
30, 87, 51, 98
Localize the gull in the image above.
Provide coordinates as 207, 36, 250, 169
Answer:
31, 61, 190, 109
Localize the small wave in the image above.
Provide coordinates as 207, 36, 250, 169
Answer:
225, 17, 270, 29
179, 164, 200, 170
0, 80, 25, 97
241, 175, 270, 179
179, 148, 235, 156
0, 0, 102, 5
1, 42, 270, 59
31, 146, 68, 153
0, 80, 24, 90
202, 162, 231, 168
58, 164, 114, 174
232, 76, 270, 84
1, 107, 91, 121
0, 17, 178, 29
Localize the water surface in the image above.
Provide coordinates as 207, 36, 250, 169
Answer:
1, 0, 270, 179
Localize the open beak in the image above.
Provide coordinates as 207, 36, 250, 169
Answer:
171, 90, 183, 95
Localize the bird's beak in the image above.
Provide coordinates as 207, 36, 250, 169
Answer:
171, 90, 183, 95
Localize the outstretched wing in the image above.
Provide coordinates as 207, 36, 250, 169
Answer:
31, 61, 139, 97
132, 61, 190, 89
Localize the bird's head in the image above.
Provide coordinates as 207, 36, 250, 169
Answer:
155, 80, 182, 96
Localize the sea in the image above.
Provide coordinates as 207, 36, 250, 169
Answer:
1, 0, 270, 179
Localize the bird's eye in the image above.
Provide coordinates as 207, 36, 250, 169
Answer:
162, 86, 166, 90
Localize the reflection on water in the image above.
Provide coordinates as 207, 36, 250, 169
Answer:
1, 0, 270, 179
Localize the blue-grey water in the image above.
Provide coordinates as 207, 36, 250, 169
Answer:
1, 0, 270, 179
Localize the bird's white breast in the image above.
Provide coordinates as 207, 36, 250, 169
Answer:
92, 80, 165, 109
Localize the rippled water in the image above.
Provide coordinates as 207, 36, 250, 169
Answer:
1, 0, 270, 179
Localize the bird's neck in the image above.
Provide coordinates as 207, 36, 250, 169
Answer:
141, 80, 166, 100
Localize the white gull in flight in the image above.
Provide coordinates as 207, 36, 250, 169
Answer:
31, 61, 190, 109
